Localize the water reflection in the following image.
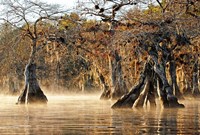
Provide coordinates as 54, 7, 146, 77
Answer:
157, 109, 179, 134
0, 95, 199, 134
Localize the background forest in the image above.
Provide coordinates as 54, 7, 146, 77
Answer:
0, 0, 199, 102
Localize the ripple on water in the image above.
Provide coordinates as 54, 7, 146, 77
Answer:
0, 95, 199, 134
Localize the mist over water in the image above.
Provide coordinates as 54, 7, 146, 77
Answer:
0, 94, 200, 134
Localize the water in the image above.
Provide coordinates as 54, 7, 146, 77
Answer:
0, 95, 200, 135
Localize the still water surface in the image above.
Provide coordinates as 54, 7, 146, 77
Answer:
0, 95, 200, 135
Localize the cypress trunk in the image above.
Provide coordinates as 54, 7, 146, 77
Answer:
112, 57, 184, 109
192, 58, 199, 97
17, 43, 47, 104
98, 71, 111, 100
109, 50, 128, 99
152, 56, 184, 108
169, 55, 183, 98
112, 62, 150, 108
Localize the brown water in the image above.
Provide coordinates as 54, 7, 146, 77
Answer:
0, 95, 200, 135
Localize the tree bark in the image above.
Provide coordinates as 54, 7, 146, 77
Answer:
17, 63, 48, 104
112, 57, 184, 109
98, 71, 111, 100
134, 78, 150, 108
169, 55, 183, 98
146, 80, 156, 107
192, 58, 199, 97
111, 62, 150, 108
17, 43, 48, 104
152, 56, 184, 108
109, 50, 128, 99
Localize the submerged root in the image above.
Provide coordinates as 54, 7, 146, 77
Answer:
112, 60, 184, 109
167, 94, 184, 108
16, 86, 48, 104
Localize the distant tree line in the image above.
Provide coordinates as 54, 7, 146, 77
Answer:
0, 0, 199, 107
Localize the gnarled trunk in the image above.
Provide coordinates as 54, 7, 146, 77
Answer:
192, 58, 199, 97
152, 56, 184, 108
109, 50, 128, 99
99, 74, 111, 100
17, 43, 47, 104
112, 57, 184, 109
146, 80, 156, 107
17, 63, 47, 104
100, 50, 128, 100
112, 62, 150, 108
169, 55, 183, 98
134, 78, 150, 108
97, 69, 111, 100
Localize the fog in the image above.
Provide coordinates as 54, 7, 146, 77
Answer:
0, 94, 199, 134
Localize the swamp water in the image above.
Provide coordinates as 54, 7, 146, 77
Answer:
0, 95, 199, 134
